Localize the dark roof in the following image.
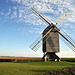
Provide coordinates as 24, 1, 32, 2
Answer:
42, 25, 60, 34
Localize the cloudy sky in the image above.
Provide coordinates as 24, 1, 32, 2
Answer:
0, 0, 75, 57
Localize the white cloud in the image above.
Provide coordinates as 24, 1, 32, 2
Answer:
57, 51, 75, 58
0, 51, 43, 57
6, 8, 11, 16
1, 50, 75, 58
9, 0, 75, 24
1, 0, 75, 33
29, 27, 43, 34
11, 0, 21, 3
68, 15, 75, 22
11, 11, 17, 19
19, 9, 25, 18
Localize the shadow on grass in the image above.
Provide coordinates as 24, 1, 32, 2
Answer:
31, 70, 49, 73
13, 61, 43, 63
32, 65, 75, 75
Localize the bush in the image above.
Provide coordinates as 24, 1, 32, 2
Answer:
41, 65, 75, 75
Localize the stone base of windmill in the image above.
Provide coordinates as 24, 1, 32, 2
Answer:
42, 52, 61, 62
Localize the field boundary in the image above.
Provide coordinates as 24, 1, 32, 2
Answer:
0, 57, 75, 62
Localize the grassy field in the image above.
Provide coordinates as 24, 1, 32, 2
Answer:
0, 61, 75, 75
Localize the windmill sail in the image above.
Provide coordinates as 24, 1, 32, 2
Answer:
30, 8, 52, 26
29, 27, 54, 52
30, 8, 72, 52
58, 29, 75, 52
56, 10, 71, 25
29, 34, 42, 52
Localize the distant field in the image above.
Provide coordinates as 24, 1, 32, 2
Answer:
0, 61, 75, 75
0, 57, 75, 62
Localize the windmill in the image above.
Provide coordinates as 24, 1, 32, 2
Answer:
29, 8, 75, 61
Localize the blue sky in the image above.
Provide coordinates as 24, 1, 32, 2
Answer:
0, 0, 75, 57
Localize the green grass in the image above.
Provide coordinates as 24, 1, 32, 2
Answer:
0, 61, 75, 75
